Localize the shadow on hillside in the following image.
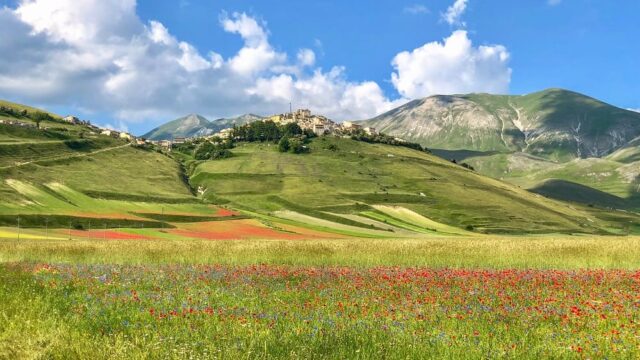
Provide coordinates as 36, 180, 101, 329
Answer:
431, 149, 501, 162
529, 178, 640, 210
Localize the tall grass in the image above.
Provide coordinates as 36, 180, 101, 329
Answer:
1, 235, 639, 269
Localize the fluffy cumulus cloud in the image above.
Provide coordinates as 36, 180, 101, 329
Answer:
0, 1, 395, 123
442, 0, 468, 26
0, 0, 512, 128
391, 30, 511, 99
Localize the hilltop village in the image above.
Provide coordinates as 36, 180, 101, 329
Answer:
146, 109, 383, 150
182, 109, 379, 146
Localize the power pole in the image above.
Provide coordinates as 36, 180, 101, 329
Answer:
68, 221, 72, 240
289, 102, 292, 114
45, 218, 49, 240
17, 217, 20, 241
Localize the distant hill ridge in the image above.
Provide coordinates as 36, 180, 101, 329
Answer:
358, 88, 640, 161
142, 113, 264, 140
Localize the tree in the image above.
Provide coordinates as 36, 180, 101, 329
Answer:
288, 138, 307, 154
32, 111, 52, 129
194, 141, 233, 160
278, 137, 290, 152
282, 123, 302, 137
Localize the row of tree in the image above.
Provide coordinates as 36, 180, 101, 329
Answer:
231, 121, 315, 142
0, 106, 59, 130
349, 131, 430, 153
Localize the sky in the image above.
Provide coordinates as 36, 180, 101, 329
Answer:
0, 0, 638, 135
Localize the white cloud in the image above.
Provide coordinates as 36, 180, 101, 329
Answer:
0, 0, 513, 129
297, 49, 316, 67
628, 108, 640, 113
442, 0, 468, 26
547, 0, 562, 6
391, 30, 511, 99
220, 12, 286, 76
248, 67, 403, 120
404, 4, 430, 15
0, 2, 401, 125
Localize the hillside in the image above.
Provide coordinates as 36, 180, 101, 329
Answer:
188, 137, 640, 235
143, 113, 264, 140
0, 99, 61, 121
360, 89, 640, 208
3, 98, 640, 236
360, 89, 640, 161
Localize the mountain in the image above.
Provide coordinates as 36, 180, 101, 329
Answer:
142, 113, 264, 140
206, 114, 265, 134
360, 89, 640, 161
142, 114, 210, 140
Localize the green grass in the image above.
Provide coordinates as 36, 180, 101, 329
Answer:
2, 236, 639, 359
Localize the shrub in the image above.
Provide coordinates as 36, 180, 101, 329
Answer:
194, 141, 233, 160
278, 137, 290, 152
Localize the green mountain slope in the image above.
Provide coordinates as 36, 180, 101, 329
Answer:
360, 89, 640, 161
189, 137, 639, 234
143, 114, 264, 140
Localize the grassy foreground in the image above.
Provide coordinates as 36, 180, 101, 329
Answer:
1, 236, 640, 268
1, 236, 640, 359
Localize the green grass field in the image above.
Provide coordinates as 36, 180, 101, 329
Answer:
1, 236, 640, 359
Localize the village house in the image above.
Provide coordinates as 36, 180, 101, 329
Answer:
100, 129, 121, 138
363, 127, 377, 136
173, 137, 186, 144
341, 121, 362, 131
312, 123, 326, 136
63, 115, 80, 124
119, 132, 133, 141
214, 128, 234, 139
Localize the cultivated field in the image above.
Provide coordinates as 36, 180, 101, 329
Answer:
1, 235, 639, 359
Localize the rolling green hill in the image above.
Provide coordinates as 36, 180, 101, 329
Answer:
188, 137, 640, 234
0, 102, 203, 225
2, 98, 639, 236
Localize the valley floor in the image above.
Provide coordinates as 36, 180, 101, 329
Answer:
1, 235, 639, 359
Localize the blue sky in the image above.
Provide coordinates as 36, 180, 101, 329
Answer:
0, 0, 638, 134
138, 0, 640, 103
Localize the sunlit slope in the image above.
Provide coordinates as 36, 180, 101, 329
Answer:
190, 137, 631, 234
0, 145, 196, 208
